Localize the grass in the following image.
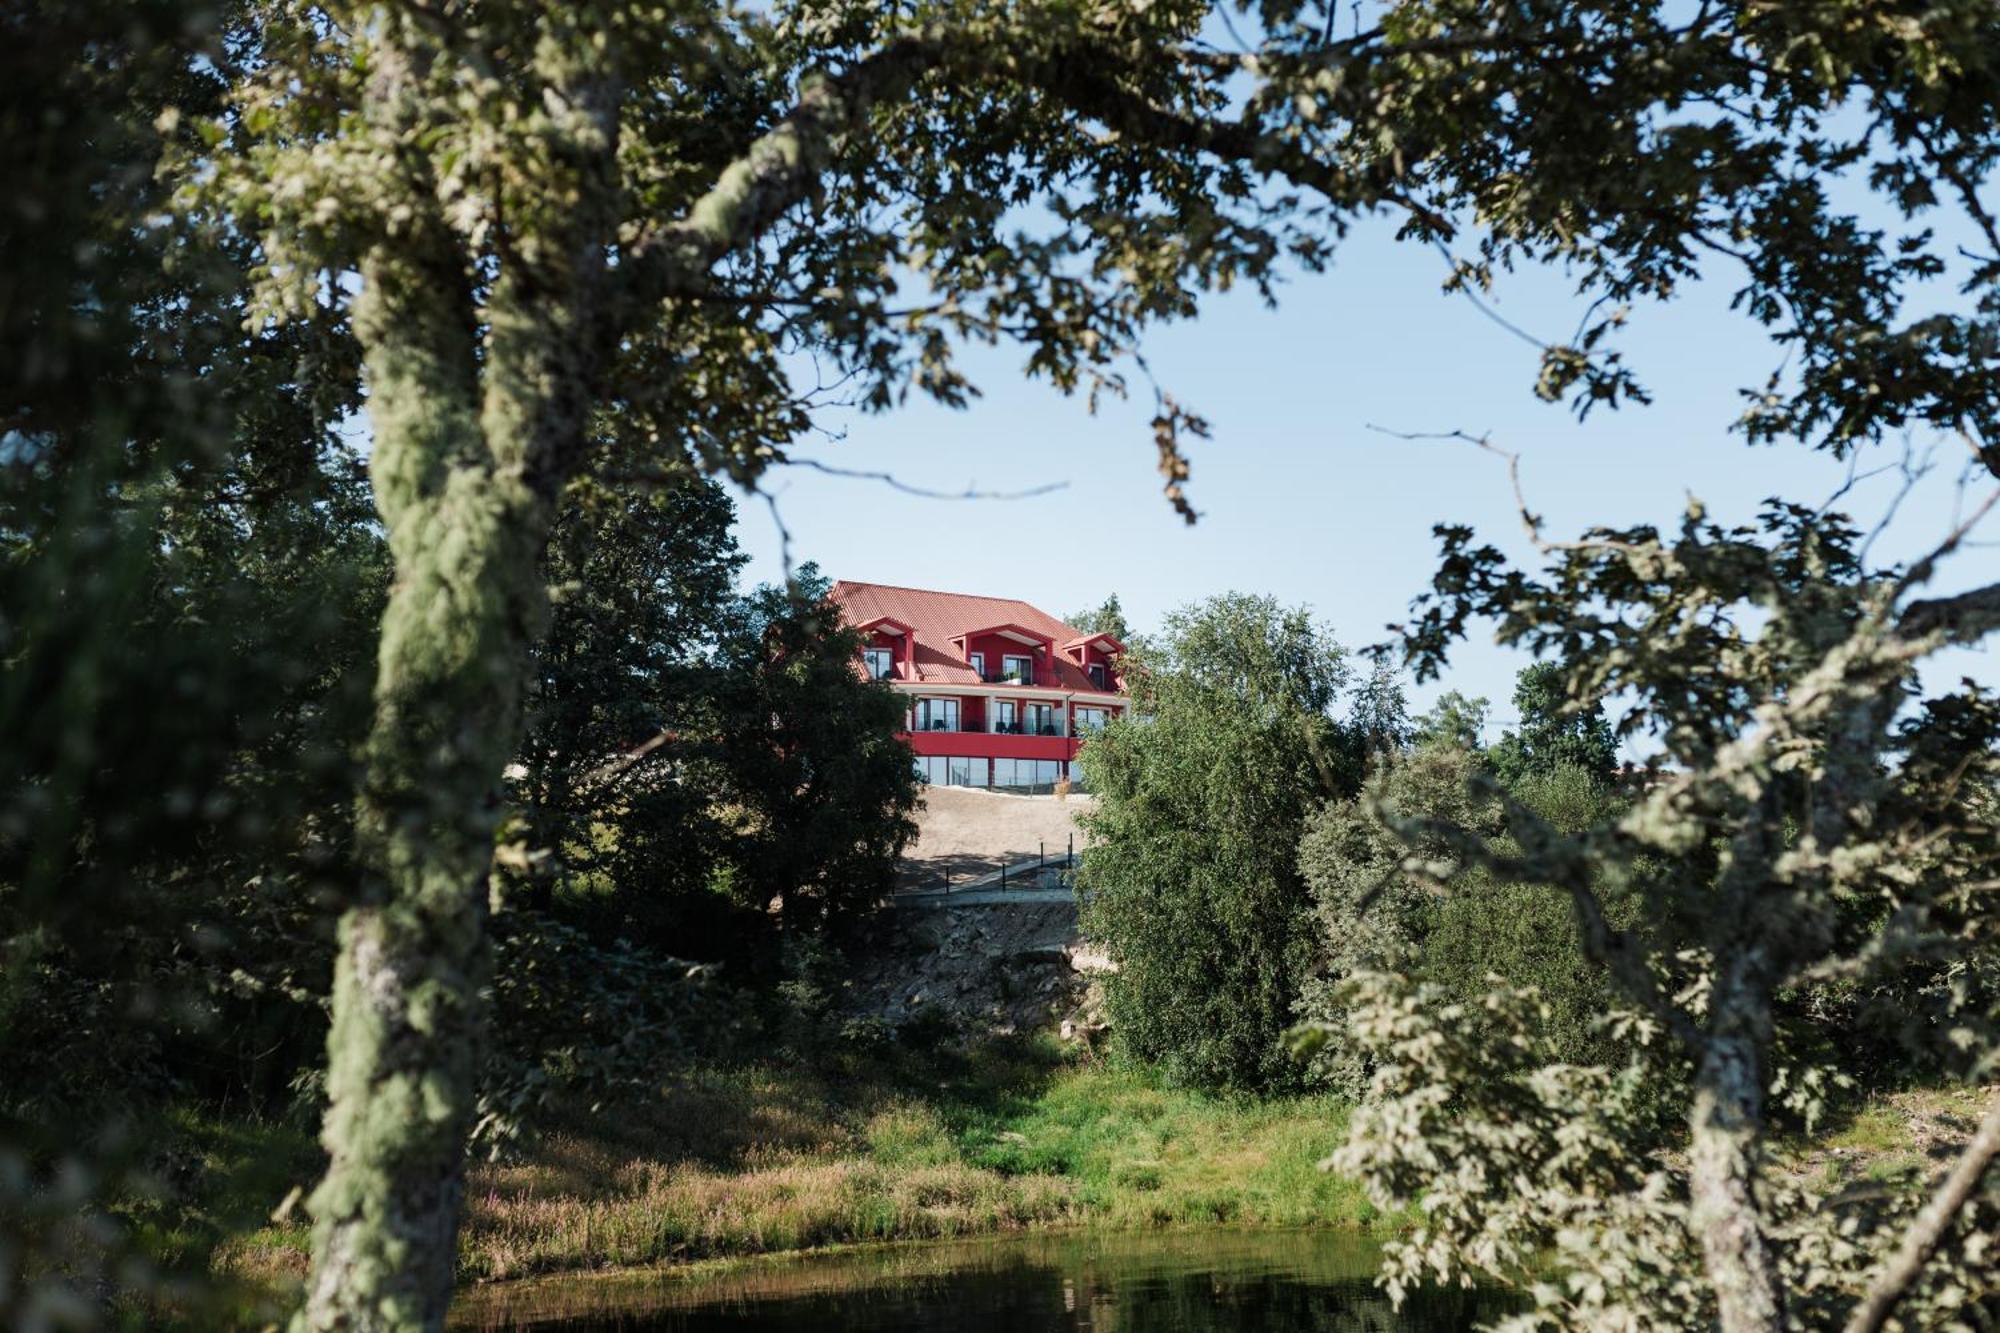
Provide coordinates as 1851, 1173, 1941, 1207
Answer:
179, 1040, 1985, 1317
209, 1035, 1377, 1297
1788, 1083, 1994, 1196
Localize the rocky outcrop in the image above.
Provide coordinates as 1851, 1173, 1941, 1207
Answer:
841, 897, 1107, 1039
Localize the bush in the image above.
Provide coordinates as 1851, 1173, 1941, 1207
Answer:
1297, 749, 1632, 1093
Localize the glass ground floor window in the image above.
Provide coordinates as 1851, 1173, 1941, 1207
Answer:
992, 758, 1065, 789
914, 756, 1069, 788
914, 755, 992, 786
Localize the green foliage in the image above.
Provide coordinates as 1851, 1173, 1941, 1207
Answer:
0, 7, 382, 1321
18, 0, 2000, 1321
1340, 503, 2000, 1330
1079, 594, 1358, 1092
475, 913, 742, 1157
1064, 593, 1132, 643
511, 472, 747, 936
712, 565, 920, 928
1411, 690, 1490, 752
1345, 659, 1413, 756
1296, 740, 1637, 1095
1488, 661, 1620, 789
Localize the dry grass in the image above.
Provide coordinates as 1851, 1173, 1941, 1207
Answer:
465, 1152, 1076, 1281
1795, 1084, 1996, 1192
213, 1040, 1379, 1295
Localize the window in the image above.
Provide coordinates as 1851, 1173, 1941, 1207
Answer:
947, 755, 986, 787
995, 700, 1018, 734
969, 651, 986, 679
1002, 654, 1033, 684
914, 698, 960, 732
993, 758, 1064, 790
864, 647, 894, 680
1075, 707, 1110, 733
1026, 703, 1057, 736
1088, 663, 1107, 689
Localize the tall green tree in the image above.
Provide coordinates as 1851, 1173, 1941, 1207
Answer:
1345, 659, 1413, 757
1064, 593, 1132, 643
1489, 660, 1620, 789
1410, 690, 1489, 753
512, 473, 746, 928
713, 565, 920, 928
1079, 594, 1357, 1090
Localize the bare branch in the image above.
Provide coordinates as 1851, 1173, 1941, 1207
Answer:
783, 457, 1068, 502
758, 484, 794, 582
1891, 481, 2000, 607
1365, 424, 1651, 558
1898, 578, 2000, 644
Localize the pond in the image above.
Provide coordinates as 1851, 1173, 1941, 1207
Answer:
449, 1230, 1511, 1332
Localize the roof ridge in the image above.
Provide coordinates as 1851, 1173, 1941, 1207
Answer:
831, 578, 1039, 608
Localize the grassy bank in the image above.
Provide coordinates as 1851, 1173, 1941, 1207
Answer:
209, 1037, 1373, 1295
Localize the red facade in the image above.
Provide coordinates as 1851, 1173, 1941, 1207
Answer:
829, 581, 1129, 788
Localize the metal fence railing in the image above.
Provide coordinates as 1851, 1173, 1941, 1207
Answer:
933, 834, 1077, 896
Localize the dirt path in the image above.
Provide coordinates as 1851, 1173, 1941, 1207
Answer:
896, 786, 1094, 891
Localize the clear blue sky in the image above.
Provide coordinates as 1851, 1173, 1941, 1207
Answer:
731, 211, 1998, 750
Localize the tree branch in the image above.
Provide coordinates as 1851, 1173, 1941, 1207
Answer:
784, 457, 1067, 501
1898, 580, 2000, 644
623, 33, 947, 307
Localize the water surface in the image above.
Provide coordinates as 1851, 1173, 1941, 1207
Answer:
450, 1230, 1508, 1332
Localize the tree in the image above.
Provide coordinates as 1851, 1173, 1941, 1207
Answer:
1345, 659, 1413, 757
1410, 691, 1489, 753
512, 473, 746, 929
712, 565, 920, 928
177, 0, 2000, 1323
1318, 502, 2000, 1332
1489, 660, 1620, 789
1079, 594, 1356, 1091
204, 7, 1377, 1319
1065, 593, 1132, 644
1297, 729, 1633, 1096
2, 4, 384, 1320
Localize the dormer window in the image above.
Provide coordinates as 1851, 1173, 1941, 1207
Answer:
863, 647, 894, 680
1089, 663, 1107, 689
969, 652, 986, 679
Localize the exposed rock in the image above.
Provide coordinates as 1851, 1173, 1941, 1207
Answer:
842, 897, 1105, 1039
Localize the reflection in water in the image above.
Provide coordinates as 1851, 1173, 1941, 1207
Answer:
451, 1231, 1510, 1333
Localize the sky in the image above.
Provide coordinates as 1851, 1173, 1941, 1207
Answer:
728, 210, 2000, 752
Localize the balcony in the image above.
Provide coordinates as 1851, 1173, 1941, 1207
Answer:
980, 670, 1038, 686
908, 720, 1067, 737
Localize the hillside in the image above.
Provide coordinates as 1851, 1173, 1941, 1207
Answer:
896, 786, 1095, 891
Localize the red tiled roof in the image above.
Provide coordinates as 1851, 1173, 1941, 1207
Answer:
829, 581, 1123, 696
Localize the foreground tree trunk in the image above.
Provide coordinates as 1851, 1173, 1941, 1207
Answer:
1688, 955, 1784, 1333
294, 227, 557, 1327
